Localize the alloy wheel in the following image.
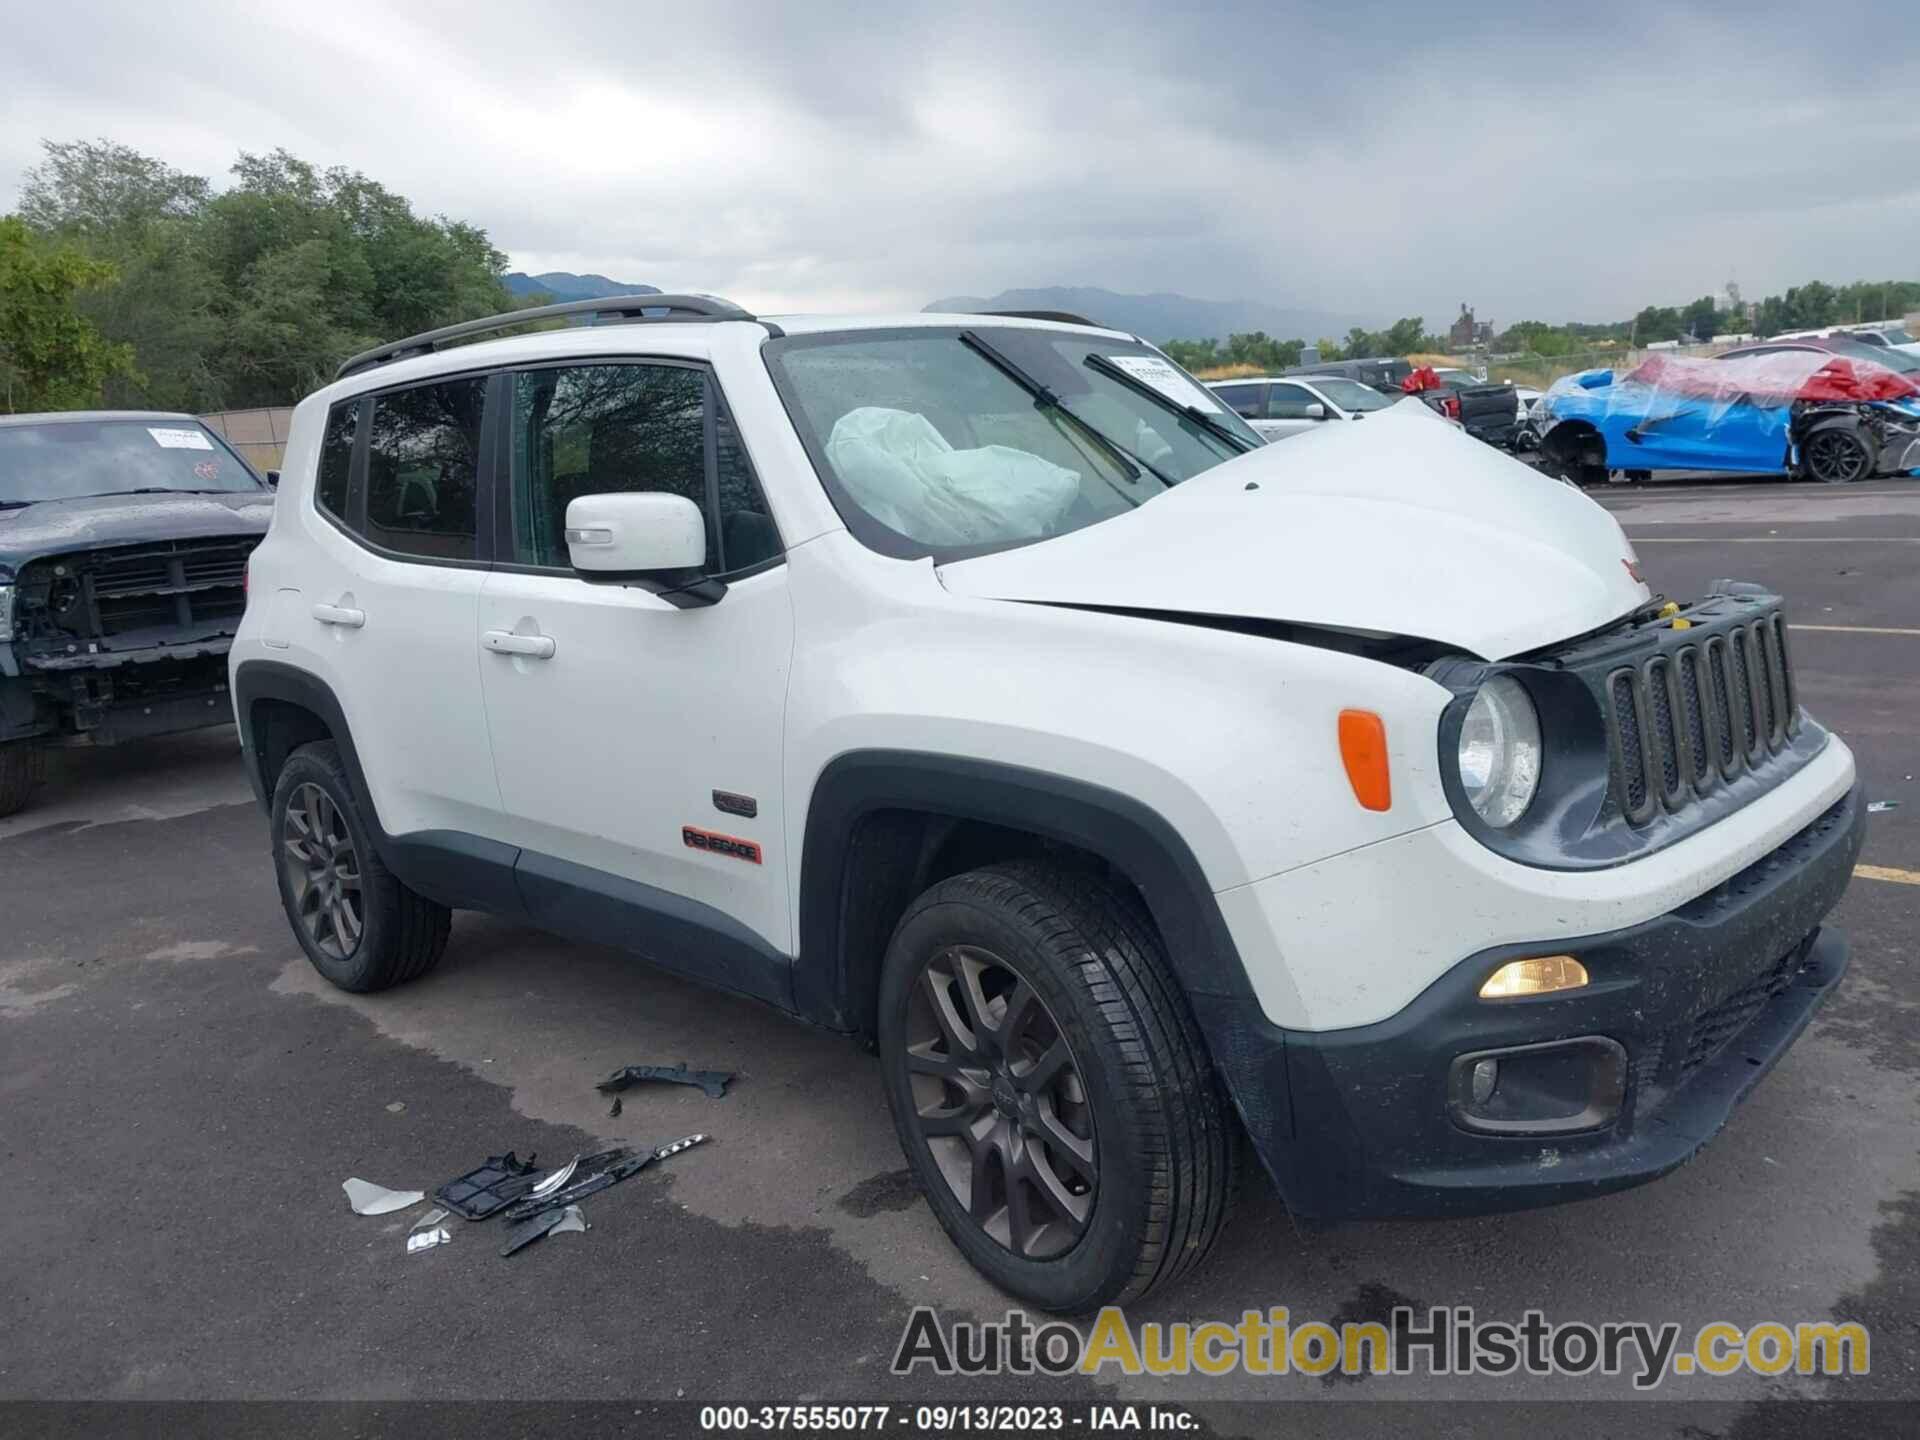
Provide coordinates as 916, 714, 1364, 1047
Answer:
1805, 429, 1869, 483
282, 782, 364, 961
904, 945, 1097, 1259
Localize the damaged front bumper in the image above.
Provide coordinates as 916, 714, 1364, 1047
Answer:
1193, 786, 1864, 1219
1, 534, 256, 746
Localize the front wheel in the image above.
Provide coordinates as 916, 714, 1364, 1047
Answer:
877, 862, 1239, 1313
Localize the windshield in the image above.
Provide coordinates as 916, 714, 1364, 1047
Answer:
1434, 369, 1485, 388
0, 419, 262, 506
764, 327, 1260, 560
1882, 327, 1916, 346
1309, 378, 1393, 412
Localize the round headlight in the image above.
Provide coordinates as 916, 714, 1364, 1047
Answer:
1457, 676, 1541, 828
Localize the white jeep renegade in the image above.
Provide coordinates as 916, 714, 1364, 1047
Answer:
233, 296, 1863, 1312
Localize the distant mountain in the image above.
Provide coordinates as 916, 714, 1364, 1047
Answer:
502, 271, 662, 302
924, 286, 1375, 344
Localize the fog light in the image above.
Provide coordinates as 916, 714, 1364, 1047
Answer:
1479, 955, 1588, 999
1470, 1057, 1499, 1106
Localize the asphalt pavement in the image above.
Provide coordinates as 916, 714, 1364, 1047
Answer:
2, 474, 1916, 1437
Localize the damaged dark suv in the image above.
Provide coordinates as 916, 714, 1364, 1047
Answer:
0, 412, 274, 817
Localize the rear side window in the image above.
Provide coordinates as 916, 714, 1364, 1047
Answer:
363, 378, 486, 560
315, 401, 357, 519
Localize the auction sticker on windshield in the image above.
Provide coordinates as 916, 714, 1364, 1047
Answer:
148, 427, 214, 450
1102, 354, 1223, 412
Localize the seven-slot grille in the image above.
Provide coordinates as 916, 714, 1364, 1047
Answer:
1607, 611, 1796, 824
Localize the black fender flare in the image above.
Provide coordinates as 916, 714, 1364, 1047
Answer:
232, 658, 377, 821
794, 749, 1257, 1032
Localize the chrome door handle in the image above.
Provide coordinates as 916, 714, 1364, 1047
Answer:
311, 602, 366, 628
483, 629, 556, 660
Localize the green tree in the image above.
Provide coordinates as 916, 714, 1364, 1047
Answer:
1380, 317, 1429, 355
0, 216, 138, 411
17, 138, 209, 236
1680, 295, 1718, 342
16, 139, 514, 408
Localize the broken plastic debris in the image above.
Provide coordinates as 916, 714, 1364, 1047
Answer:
410, 1207, 450, 1232
530, 1156, 579, 1198
343, 1178, 426, 1216
499, 1135, 710, 1224
551, 1205, 588, 1235
434, 1152, 542, 1220
608, 1095, 623, 1119
596, 1062, 736, 1100
499, 1205, 571, 1257
1867, 800, 1899, 813
406, 1226, 452, 1254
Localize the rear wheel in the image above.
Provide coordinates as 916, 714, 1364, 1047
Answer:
877, 861, 1239, 1313
272, 740, 450, 992
1803, 426, 1874, 484
0, 742, 44, 819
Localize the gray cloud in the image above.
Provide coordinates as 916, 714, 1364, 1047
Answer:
4, 0, 1917, 329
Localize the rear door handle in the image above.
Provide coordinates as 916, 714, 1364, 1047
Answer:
311, 602, 366, 628
483, 630, 556, 660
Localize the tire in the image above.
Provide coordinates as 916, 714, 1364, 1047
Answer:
271, 740, 450, 992
877, 861, 1240, 1313
0, 743, 44, 819
1802, 424, 1874, 484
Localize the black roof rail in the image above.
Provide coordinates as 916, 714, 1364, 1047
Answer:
976, 309, 1102, 327
335, 293, 761, 380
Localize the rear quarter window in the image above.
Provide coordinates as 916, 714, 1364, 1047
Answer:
315, 401, 358, 519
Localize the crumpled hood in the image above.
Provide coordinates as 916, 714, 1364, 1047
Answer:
0, 490, 274, 574
939, 401, 1652, 661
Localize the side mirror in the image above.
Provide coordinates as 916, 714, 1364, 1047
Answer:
565, 492, 719, 605
1304, 402, 1328, 420
265, 470, 281, 489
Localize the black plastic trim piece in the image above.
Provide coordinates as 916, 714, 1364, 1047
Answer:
513, 849, 793, 1010
795, 750, 1254, 1034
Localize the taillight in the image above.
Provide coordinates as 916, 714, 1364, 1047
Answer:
1444, 396, 1462, 420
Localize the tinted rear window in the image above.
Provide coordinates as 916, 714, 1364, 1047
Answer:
363, 379, 486, 560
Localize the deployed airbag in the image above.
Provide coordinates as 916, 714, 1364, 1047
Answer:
825, 407, 1080, 546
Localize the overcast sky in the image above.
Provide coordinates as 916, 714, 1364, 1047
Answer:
4, 0, 1917, 328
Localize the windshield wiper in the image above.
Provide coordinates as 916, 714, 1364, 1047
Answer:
958, 330, 1173, 488
1081, 352, 1257, 454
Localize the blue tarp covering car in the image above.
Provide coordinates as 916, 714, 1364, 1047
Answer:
1535, 350, 1920, 485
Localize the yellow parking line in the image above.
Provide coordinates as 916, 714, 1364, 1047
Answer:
1791, 624, 1920, 637
1856, 864, 1920, 887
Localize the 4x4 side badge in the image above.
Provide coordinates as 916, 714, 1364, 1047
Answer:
683, 825, 762, 865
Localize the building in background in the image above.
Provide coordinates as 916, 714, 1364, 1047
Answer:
1448, 303, 1493, 351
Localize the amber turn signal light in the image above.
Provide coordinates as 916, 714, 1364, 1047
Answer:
1337, 709, 1391, 812
1479, 955, 1589, 999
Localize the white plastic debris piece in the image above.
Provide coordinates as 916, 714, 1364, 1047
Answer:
529, 1157, 579, 1199
406, 1227, 452, 1254
551, 1205, 589, 1236
410, 1207, 450, 1231
1867, 800, 1899, 813
343, 1178, 426, 1216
